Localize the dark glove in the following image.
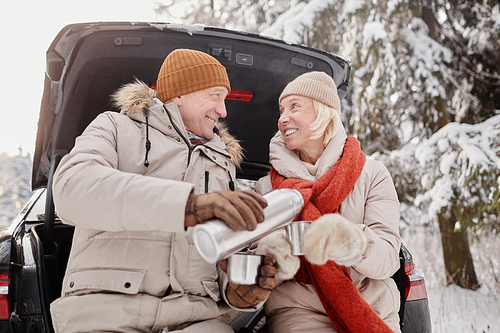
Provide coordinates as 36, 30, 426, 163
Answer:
222, 254, 277, 308
185, 190, 268, 231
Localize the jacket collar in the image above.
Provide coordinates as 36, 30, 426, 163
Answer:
128, 101, 228, 151
112, 79, 243, 167
269, 125, 348, 181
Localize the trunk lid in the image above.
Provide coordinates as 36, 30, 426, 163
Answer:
32, 21, 351, 189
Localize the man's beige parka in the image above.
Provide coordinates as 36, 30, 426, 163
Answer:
50, 81, 244, 333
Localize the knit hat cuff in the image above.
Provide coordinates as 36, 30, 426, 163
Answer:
279, 73, 341, 111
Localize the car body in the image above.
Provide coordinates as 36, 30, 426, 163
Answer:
0, 22, 431, 332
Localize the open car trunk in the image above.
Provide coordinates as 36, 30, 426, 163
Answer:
32, 22, 351, 190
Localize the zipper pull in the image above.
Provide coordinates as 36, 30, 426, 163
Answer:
228, 171, 235, 191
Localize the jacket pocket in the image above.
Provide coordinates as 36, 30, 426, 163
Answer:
63, 268, 146, 296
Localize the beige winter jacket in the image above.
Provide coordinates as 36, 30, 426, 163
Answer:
255, 126, 402, 333
51, 81, 244, 333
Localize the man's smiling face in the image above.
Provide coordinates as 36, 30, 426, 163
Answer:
175, 86, 229, 139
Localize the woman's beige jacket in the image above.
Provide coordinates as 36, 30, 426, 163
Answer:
255, 126, 402, 333
50, 81, 244, 333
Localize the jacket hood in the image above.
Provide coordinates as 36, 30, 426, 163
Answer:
111, 79, 243, 167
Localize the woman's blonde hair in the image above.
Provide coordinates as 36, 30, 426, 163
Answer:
309, 99, 341, 147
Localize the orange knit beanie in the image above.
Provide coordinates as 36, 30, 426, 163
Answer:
156, 49, 231, 103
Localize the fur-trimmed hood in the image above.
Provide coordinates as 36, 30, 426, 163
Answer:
111, 79, 243, 167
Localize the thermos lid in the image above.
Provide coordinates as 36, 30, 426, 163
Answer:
193, 221, 227, 264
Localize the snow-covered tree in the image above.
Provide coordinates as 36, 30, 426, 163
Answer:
416, 115, 500, 235
263, 0, 500, 290
408, 0, 500, 289
433, 0, 500, 125
153, 0, 298, 33
152, 0, 500, 290
0, 151, 33, 227
414, 115, 500, 289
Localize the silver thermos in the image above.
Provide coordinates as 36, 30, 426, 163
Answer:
193, 189, 304, 264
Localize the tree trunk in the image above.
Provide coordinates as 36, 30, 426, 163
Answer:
438, 210, 480, 290
422, 4, 479, 290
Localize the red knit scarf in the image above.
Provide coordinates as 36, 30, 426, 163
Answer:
270, 136, 393, 333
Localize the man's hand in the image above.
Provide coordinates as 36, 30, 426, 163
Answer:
185, 190, 267, 231
223, 254, 277, 308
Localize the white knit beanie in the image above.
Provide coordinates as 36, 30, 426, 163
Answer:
279, 71, 340, 112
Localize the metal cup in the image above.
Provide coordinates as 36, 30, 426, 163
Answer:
285, 221, 312, 256
227, 253, 264, 285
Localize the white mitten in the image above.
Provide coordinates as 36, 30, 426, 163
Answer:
303, 213, 367, 266
256, 229, 300, 280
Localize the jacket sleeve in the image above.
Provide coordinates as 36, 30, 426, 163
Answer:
254, 174, 273, 195
52, 112, 193, 233
351, 160, 402, 280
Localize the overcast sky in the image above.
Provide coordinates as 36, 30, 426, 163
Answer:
0, 0, 162, 156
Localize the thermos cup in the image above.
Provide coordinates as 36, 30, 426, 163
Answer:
193, 189, 304, 264
285, 221, 312, 255
227, 253, 264, 285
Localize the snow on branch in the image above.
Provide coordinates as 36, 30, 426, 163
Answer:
415, 114, 500, 221
260, 0, 336, 42
400, 18, 452, 99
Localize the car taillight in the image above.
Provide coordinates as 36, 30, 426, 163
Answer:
404, 262, 428, 301
226, 89, 253, 101
0, 272, 9, 319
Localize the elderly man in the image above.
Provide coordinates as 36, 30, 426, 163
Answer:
51, 49, 276, 333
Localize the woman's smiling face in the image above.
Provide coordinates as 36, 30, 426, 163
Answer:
278, 95, 325, 162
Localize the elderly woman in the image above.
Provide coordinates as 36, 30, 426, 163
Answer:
255, 71, 402, 332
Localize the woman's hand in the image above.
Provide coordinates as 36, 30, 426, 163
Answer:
303, 213, 367, 266
256, 229, 300, 280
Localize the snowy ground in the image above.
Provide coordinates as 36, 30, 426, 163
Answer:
402, 226, 500, 333
428, 286, 499, 333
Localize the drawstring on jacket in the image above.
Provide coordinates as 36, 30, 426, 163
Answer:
143, 108, 151, 167
227, 171, 235, 191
